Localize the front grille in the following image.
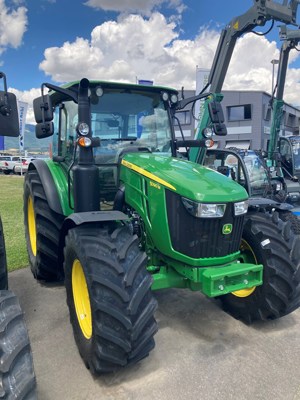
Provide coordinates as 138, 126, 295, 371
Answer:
166, 190, 244, 258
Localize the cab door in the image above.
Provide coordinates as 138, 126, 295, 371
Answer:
279, 137, 294, 177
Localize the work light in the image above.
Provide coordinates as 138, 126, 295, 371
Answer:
77, 122, 89, 136
234, 200, 248, 216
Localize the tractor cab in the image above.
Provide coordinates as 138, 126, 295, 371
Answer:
278, 136, 300, 202
40, 81, 178, 205
279, 136, 300, 179
33, 79, 225, 210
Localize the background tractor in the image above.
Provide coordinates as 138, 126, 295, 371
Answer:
177, 3, 300, 233
0, 72, 36, 399
203, 147, 300, 232
25, 77, 300, 375
267, 24, 300, 203
188, 1, 300, 207
178, 1, 300, 223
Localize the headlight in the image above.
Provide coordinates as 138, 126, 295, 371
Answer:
77, 122, 89, 136
182, 197, 226, 218
234, 200, 248, 216
202, 127, 213, 139
276, 182, 282, 191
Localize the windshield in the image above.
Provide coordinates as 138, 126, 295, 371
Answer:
56, 88, 173, 164
52, 87, 173, 203
290, 137, 300, 170
91, 89, 172, 154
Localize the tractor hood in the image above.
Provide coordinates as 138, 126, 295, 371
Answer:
121, 153, 248, 203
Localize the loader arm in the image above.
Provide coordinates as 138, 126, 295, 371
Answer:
190, 0, 300, 164
268, 25, 300, 160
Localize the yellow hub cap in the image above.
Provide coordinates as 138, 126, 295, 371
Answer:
27, 196, 37, 256
72, 259, 92, 339
232, 239, 256, 298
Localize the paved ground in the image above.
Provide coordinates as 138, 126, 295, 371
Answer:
8, 267, 300, 400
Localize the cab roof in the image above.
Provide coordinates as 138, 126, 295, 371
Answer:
48, 79, 178, 105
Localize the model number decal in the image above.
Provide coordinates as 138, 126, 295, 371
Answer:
150, 181, 161, 190
121, 159, 176, 191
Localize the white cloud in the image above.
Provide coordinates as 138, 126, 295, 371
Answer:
9, 87, 41, 125
224, 34, 300, 106
84, 0, 184, 16
38, 12, 300, 107
0, 0, 28, 54
39, 13, 179, 83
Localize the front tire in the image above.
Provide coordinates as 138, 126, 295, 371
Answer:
0, 290, 37, 399
0, 218, 8, 290
220, 210, 300, 323
64, 224, 158, 374
24, 169, 64, 282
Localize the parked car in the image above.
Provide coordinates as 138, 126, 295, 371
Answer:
0, 155, 21, 174
13, 157, 35, 175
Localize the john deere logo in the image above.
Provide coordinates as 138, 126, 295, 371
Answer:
222, 224, 232, 235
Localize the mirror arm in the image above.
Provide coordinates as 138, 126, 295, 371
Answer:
42, 82, 78, 103
175, 92, 213, 110
0, 72, 8, 92
0, 72, 12, 117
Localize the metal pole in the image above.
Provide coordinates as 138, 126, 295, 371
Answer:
271, 59, 279, 95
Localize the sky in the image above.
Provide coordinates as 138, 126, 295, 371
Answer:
1, 0, 300, 124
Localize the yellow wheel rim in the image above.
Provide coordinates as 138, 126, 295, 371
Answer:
72, 259, 92, 339
27, 196, 37, 256
232, 239, 256, 298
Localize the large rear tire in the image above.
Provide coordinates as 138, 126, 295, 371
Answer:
0, 218, 8, 290
0, 290, 37, 399
220, 210, 300, 323
64, 224, 158, 374
278, 210, 300, 235
24, 169, 64, 282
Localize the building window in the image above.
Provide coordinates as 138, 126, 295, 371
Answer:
287, 113, 296, 127
263, 104, 271, 121
227, 104, 252, 121
174, 110, 191, 126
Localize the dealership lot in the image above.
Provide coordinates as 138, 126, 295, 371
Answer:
9, 267, 300, 400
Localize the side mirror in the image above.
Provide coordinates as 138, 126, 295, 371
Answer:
208, 101, 224, 123
0, 90, 19, 137
212, 122, 227, 136
36, 122, 54, 138
33, 95, 53, 123
208, 101, 227, 136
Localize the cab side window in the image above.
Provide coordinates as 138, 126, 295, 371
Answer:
53, 102, 78, 165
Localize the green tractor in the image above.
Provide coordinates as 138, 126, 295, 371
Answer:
0, 72, 36, 398
25, 78, 300, 375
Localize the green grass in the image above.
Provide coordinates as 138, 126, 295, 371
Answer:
0, 175, 28, 271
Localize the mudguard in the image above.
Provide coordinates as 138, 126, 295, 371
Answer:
29, 159, 63, 215
248, 197, 294, 211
